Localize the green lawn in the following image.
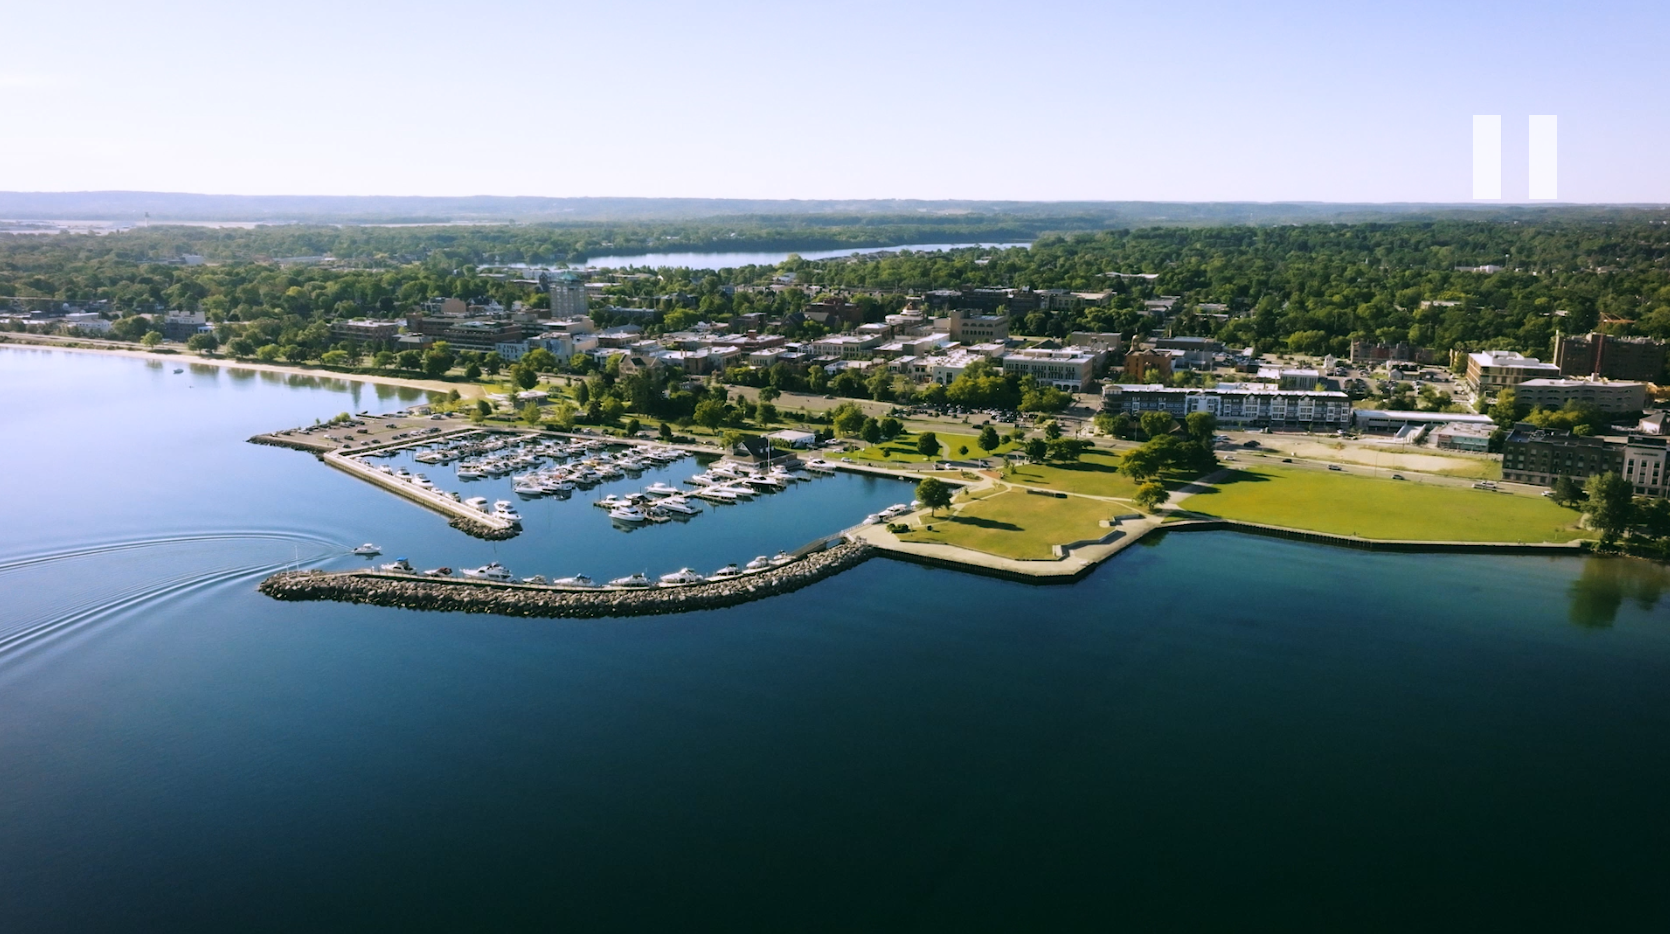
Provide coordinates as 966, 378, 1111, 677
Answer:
1186, 466, 1589, 542
896, 489, 1112, 559
1001, 449, 1145, 499
852, 430, 1019, 463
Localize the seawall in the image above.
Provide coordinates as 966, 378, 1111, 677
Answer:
258, 540, 875, 619
1158, 519, 1592, 555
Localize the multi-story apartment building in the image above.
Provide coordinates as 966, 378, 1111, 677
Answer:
1464, 350, 1563, 397
1121, 349, 1179, 383
1000, 349, 1098, 391
1101, 383, 1353, 430
808, 334, 883, 360
545, 272, 589, 318
330, 318, 401, 343
1552, 332, 1667, 381
405, 313, 525, 352
1513, 378, 1647, 413
947, 309, 1009, 344
1500, 424, 1626, 488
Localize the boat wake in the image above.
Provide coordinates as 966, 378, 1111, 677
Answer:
0, 531, 341, 669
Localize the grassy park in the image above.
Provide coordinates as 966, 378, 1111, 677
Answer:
1184, 466, 1590, 542
896, 488, 1114, 559
851, 430, 1020, 464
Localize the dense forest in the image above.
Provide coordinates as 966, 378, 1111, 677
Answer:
4, 217, 1670, 375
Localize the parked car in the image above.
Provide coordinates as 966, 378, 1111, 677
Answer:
1328, 464, 1343, 471
1391, 474, 1406, 480
1281, 458, 1293, 463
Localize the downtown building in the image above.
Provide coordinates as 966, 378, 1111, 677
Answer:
1499, 423, 1670, 497
1552, 332, 1667, 382
1101, 383, 1353, 430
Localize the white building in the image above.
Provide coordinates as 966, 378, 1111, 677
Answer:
1513, 377, 1647, 414
1103, 383, 1353, 429
1465, 350, 1562, 396
1001, 348, 1099, 391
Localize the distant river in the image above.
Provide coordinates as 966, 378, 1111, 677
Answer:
577, 241, 1030, 270
2, 347, 1669, 930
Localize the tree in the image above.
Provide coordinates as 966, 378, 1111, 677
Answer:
474, 399, 492, 418
1489, 387, 1524, 428
658, 421, 674, 441
523, 348, 558, 373
758, 385, 781, 404
227, 337, 256, 358
1583, 472, 1634, 542
464, 362, 482, 380
756, 402, 777, 425
830, 401, 867, 437
257, 344, 282, 362
958, 445, 969, 457
1047, 438, 1092, 462
879, 416, 903, 440
396, 349, 423, 371
1184, 411, 1217, 444
140, 331, 163, 348
978, 425, 1001, 454
916, 477, 953, 515
1024, 437, 1048, 461
320, 349, 349, 366
1043, 420, 1062, 440
511, 364, 538, 390
186, 331, 219, 353
481, 352, 504, 375
917, 431, 941, 458
693, 398, 726, 431
423, 349, 454, 378
860, 418, 882, 445
1133, 481, 1170, 513
1094, 410, 1132, 438
575, 380, 591, 405
1551, 474, 1583, 507
1140, 411, 1176, 440
625, 417, 641, 436
519, 402, 543, 425
1121, 444, 1166, 481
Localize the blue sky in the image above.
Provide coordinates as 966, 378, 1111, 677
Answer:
1, 0, 1664, 202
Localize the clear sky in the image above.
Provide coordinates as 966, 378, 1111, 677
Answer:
2, 0, 1665, 202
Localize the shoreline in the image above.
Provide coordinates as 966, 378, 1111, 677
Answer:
0, 333, 485, 399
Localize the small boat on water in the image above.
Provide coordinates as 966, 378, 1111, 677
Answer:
709, 563, 743, 580
609, 505, 649, 524
552, 574, 599, 588
769, 551, 795, 567
644, 482, 682, 497
173, 368, 184, 374
351, 543, 382, 556
465, 496, 490, 512
608, 573, 653, 589
657, 496, 700, 516
423, 566, 453, 577
462, 562, 514, 581
379, 558, 415, 573
521, 575, 548, 585
658, 568, 707, 585
744, 555, 773, 572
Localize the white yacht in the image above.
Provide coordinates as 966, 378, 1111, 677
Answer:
464, 496, 490, 512
769, 551, 795, 567
644, 482, 682, 497
351, 543, 382, 556
462, 562, 514, 581
422, 566, 453, 577
552, 574, 599, 589
608, 572, 653, 588
521, 575, 548, 585
709, 563, 743, 580
658, 568, 707, 585
803, 458, 836, 473
379, 558, 415, 573
608, 505, 649, 524
744, 555, 773, 572
656, 497, 700, 516
492, 501, 522, 523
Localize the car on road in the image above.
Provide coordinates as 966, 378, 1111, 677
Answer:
1328, 464, 1343, 471
1391, 474, 1406, 480
1281, 458, 1293, 463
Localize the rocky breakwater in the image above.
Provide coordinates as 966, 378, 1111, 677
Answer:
448, 515, 520, 541
258, 540, 875, 619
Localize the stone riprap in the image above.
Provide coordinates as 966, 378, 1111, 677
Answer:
258, 540, 874, 618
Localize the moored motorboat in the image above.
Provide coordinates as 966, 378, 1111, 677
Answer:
351, 543, 382, 556
379, 557, 415, 573
462, 562, 514, 581
657, 496, 700, 515
708, 563, 743, 580
658, 568, 707, 585
769, 551, 795, 567
744, 555, 773, 572
552, 574, 599, 588
607, 572, 653, 588
608, 505, 649, 524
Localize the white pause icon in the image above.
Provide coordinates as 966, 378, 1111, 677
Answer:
1472, 115, 1557, 200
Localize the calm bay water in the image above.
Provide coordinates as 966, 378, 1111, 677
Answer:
2, 347, 1669, 931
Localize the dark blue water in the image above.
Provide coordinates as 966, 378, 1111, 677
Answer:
3, 348, 1670, 931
